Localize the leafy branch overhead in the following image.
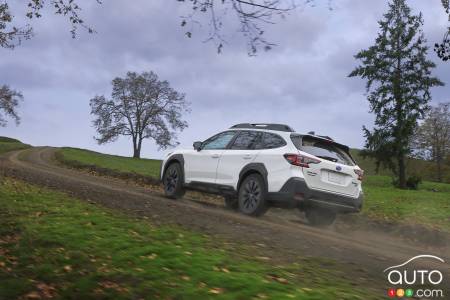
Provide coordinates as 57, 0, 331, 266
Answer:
434, 0, 450, 61
1, 1, 450, 59
0, 0, 101, 49
0, 85, 22, 127
90, 72, 190, 158
178, 0, 296, 55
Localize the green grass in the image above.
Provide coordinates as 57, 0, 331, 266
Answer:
0, 179, 378, 299
0, 136, 30, 155
361, 176, 450, 232
57, 147, 162, 178
56, 147, 450, 232
350, 149, 450, 183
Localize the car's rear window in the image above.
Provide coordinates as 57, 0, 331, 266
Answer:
255, 132, 286, 149
291, 135, 355, 166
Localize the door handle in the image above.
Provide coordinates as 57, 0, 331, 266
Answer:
243, 154, 253, 160
211, 154, 220, 158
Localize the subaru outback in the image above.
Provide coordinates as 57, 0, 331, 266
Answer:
161, 123, 364, 226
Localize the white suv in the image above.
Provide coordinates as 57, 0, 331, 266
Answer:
161, 123, 364, 226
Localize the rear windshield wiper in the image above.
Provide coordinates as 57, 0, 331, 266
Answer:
316, 155, 338, 163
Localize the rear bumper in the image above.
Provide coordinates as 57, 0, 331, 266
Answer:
267, 177, 363, 213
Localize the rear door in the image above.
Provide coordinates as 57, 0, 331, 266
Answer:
292, 135, 360, 197
215, 130, 260, 188
184, 131, 237, 184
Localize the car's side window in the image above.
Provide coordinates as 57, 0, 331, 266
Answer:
230, 131, 260, 150
202, 131, 236, 150
255, 132, 286, 149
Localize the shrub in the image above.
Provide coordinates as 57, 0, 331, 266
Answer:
406, 175, 422, 190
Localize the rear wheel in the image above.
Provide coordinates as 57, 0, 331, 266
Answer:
305, 208, 336, 227
238, 174, 268, 216
163, 163, 185, 199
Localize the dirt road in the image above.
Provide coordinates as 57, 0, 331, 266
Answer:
1, 147, 449, 294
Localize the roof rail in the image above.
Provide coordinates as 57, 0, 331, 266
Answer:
230, 123, 295, 132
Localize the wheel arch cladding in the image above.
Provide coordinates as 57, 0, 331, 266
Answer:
238, 163, 268, 191
163, 154, 185, 184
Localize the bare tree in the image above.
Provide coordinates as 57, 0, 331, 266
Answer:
0, 85, 22, 127
90, 72, 189, 158
412, 102, 450, 182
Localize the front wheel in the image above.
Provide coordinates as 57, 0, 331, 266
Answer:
163, 163, 185, 199
304, 208, 336, 227
238, 174, 268, 217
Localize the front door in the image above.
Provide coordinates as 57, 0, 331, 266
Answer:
216, 131, 260, 189
184, 131, 237, 184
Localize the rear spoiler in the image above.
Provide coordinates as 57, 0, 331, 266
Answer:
293, 133, 353, 155
294, 134, 347, 148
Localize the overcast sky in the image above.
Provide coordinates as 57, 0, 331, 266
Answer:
1, 0, 449, 159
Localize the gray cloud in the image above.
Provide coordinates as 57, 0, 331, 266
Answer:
1, 0, 448, 158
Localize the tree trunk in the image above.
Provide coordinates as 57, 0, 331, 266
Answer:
398, 154, 407, 188
132, 136, 140, 158
133, 148, 140, 159
135, 138, 143, 159
436, 157, 443, 182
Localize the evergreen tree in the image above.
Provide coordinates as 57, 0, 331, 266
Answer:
349, 0, 444, 188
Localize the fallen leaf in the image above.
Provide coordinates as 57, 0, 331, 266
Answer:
36, 282, 57, 298
24, 291, 41, 299
256, 256, 271, 261
147, 253, 157, 260
286, 294, 295, 298
63, 265, 72, 272
276, 277, 288, 284
209, 287, 224, 294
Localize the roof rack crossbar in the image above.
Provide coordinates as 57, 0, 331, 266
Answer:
230, 123, 294, 132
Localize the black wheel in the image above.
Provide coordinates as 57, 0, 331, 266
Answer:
163, 163, 185, 199
238, 174, 268, 216
224, 196, 238, 210
305, 208, 336, 227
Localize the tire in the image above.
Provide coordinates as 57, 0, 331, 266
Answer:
238, 174, 268, 216
224, 196, 238, 210
305, 208, 336, 227
163, 163, 185, 199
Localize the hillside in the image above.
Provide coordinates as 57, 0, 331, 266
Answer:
350, 149, 450, 183
0, 137, 31, 155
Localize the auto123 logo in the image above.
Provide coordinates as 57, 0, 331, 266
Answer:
384, 254, 446, 298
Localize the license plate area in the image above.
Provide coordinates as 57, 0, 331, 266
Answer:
327, 171, 345, 185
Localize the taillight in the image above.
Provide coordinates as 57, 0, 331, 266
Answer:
354, 169, 364, 181
284, 154, 321, 168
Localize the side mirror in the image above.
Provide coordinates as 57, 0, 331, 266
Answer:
193, 141, 203, 151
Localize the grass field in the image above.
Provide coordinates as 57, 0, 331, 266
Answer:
350, 149, 450, 183
56, 147, 450, 233
0, 136, 30, 155
0, 179, 378, 300
362, 176, 450, 232
57, 147, 162, 178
